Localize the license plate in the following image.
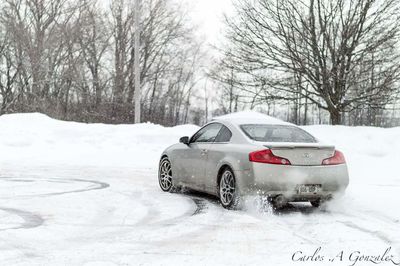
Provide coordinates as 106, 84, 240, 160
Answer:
297, 184, 322, 194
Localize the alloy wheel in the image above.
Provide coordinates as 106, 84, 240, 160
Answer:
159, 159, 173, 191
219, 170, 236, 206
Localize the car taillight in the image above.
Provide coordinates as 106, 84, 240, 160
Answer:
322, 150, 346, 165
249, 149, 291, 165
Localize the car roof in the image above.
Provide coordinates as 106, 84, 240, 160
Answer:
212, 111, 293, 126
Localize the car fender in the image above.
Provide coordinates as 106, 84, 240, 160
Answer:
212, 153, 251, 193
159, 145, 179, 181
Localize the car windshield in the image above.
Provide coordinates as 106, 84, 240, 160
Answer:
240, 124, 317, 143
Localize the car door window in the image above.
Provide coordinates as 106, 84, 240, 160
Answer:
214, 126, 232, 143
191, 123, 223, 143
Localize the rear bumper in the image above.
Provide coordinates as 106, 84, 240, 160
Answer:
235, 163, 349, 200
262, 190, 335, 202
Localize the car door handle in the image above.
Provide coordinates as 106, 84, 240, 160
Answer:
201, 149, 208, 156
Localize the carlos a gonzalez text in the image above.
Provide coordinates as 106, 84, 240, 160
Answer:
292, 247, 400, 266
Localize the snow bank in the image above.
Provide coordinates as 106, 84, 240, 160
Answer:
0, 113, 199, 168
0, 112, 399, 187
304, 125, 400, 185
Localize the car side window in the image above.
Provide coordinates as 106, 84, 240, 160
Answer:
214, 126, 232, 143
191, 123, 223, 143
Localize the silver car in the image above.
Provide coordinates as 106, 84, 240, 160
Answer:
158, 116, 349, 209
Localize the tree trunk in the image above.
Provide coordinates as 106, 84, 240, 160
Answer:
329, 108, 341, 125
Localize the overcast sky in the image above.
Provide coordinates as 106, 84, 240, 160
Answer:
182, 0, 233, 46
99, 0, 233, 46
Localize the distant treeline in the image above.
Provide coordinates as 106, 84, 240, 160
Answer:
0, 0, 204, 126
2, 0, 400, 127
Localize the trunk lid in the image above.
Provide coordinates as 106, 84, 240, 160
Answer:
263, 143, 335, 166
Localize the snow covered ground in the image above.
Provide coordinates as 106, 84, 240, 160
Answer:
0, 112, 399, 266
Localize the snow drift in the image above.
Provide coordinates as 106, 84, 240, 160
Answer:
1, 112, 399, 179
0, 113, 199, 168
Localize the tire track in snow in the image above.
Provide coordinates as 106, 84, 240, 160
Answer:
278, 204, 397, 247
337, 220, 392, 245
148, 195, 229, 248
0, 177, 107, 233
191, 197, 207, 216
243, 201, 395, 247
149, 196, 208, 226
134, 194, 208, 227
267, 203, 399, 248
325, 209, 400, 255
36, 178, 109, 197
330, 208, 400, 231
68, 193, 214, 245
0, 177, 110, 199
246, 203, 323, 245
0, 207, 44, 231
61, 188, 210, 243
127, 191, 161, 226
154, 195, 319, 246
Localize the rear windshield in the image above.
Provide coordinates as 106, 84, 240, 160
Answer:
240, 124, 317, 143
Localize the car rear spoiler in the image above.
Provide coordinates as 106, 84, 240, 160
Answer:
261, 143, 335, 150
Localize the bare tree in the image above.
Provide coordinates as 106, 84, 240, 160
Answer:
218, 0, 400, 124
2, 0, 81, 109
108, 0, 203, 123
0, 0, 203, 125
0, 24, 20, 114
77, 1, 111, 108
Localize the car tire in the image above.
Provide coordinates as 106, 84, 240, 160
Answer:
218, 167, 240, 209
158, 157, 176, 192
271, 195, 288, 210
310, 199, 321, 208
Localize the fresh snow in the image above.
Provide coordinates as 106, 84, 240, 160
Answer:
214, 110, 293, 125
0, 113, 199, 169
0, 112, 399, 266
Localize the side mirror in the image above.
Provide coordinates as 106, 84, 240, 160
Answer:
179, 136, 190, 145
